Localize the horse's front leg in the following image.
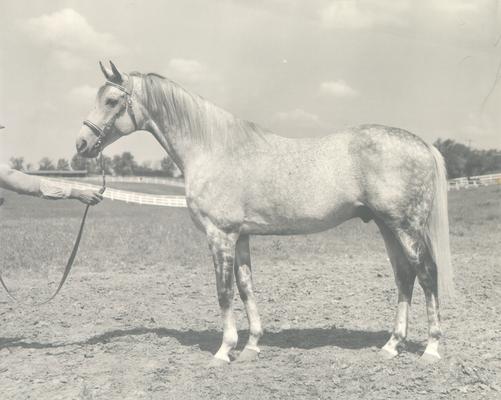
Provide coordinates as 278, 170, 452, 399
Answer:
207, 228, 239, 366
234, 234, 263, 362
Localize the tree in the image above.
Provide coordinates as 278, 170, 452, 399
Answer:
434, 139, 501, 178
434, 139, 468, 178
160, 156, 181, 177
9, 156, 24, 170
71, 153, 94, 172
70, 153, 112, 174
99, 155, 113, 175
135, 160, 153, 176
112, 152, 137, 176
38, 157, 55, 171
56, 158, 70, 171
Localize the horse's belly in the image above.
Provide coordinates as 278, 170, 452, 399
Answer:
241, 200, 358, 235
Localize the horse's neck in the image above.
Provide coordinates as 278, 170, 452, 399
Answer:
145, 119, 188, 172
144, 84, 272, 172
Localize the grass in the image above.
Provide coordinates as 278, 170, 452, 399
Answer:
0, 184, 499, 278
0, 185, 199, 276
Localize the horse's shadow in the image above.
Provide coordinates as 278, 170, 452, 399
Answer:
0, 326, 425, 354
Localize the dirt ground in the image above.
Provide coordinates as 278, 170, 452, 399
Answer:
0, 185, 500, 399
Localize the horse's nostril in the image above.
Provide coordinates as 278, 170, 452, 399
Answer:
76, 138, 87, 153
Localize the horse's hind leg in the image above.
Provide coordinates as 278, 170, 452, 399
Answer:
416, 257, 442, 363
376, 220, 416, 359
234, 235, 263, 362
384, 226, 443, 363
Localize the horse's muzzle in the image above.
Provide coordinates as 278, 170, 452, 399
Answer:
76, 137, 87, 154
76, 125, 101, 158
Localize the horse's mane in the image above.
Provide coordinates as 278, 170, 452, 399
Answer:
129, 72, 269, 151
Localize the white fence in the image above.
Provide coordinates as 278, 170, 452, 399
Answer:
49, 178, 187, 208
448, 173, 501, 190
79, 175, 185, 188
81, 173, 500, 192
48, 172, 499, 209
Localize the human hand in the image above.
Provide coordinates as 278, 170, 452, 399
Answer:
71, 188, 103, 205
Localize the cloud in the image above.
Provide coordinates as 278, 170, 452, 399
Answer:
318, 1, 496, 46
319, 0, 410, 30
274, 108, 321, 125
67, 85, 98, 106
21, 9, 123, 69
166, 58, 216, 84
320, 80, 358, 97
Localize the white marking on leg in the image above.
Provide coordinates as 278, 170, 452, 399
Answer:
237, 264, 263, 349
423, 338, 440, 359
418, 263, 442, 361
243, 344, 261, 353
422, 291, 441, 360
214, 306, 238, 362
382, 305, 407, 354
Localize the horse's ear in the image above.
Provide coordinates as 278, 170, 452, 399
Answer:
109, 60, 123, 83
99, 61, 112, 80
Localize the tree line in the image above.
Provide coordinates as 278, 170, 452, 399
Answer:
9, 152, 181, 178
8, 139, 501, 179
433, 139, 501, 179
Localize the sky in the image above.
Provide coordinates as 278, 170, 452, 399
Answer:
0, 0, 500, 167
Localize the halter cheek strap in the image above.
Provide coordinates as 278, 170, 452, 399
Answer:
83, 78, 137, 151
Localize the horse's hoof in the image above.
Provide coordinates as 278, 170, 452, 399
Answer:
208, 357, 230, 368
379, 347, 398, 360
419, 352, 441, 365
235, 347, 259, 363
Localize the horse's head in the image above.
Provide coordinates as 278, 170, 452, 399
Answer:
76, 61, 140, 158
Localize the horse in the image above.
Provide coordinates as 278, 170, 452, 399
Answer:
76, 61, 453, 366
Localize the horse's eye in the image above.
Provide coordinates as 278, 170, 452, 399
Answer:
106, 98, 118, 107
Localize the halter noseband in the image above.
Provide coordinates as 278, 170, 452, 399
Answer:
83, 78, 138, 151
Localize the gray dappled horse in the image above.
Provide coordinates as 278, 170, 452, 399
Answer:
76, 62, 453, 366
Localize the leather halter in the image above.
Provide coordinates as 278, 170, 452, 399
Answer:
83, 78, 138, 152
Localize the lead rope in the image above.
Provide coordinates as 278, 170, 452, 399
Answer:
100, 151, 106, 190
0, 153, 106, 306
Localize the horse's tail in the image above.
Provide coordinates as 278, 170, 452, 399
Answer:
424, 145, 454, 300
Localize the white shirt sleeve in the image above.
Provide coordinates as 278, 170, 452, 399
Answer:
39, 178, 72, 199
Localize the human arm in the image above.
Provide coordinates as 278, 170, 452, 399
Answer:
40, 178, 103, 205
0, 165, 41, 195
0, 165, 103, 205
